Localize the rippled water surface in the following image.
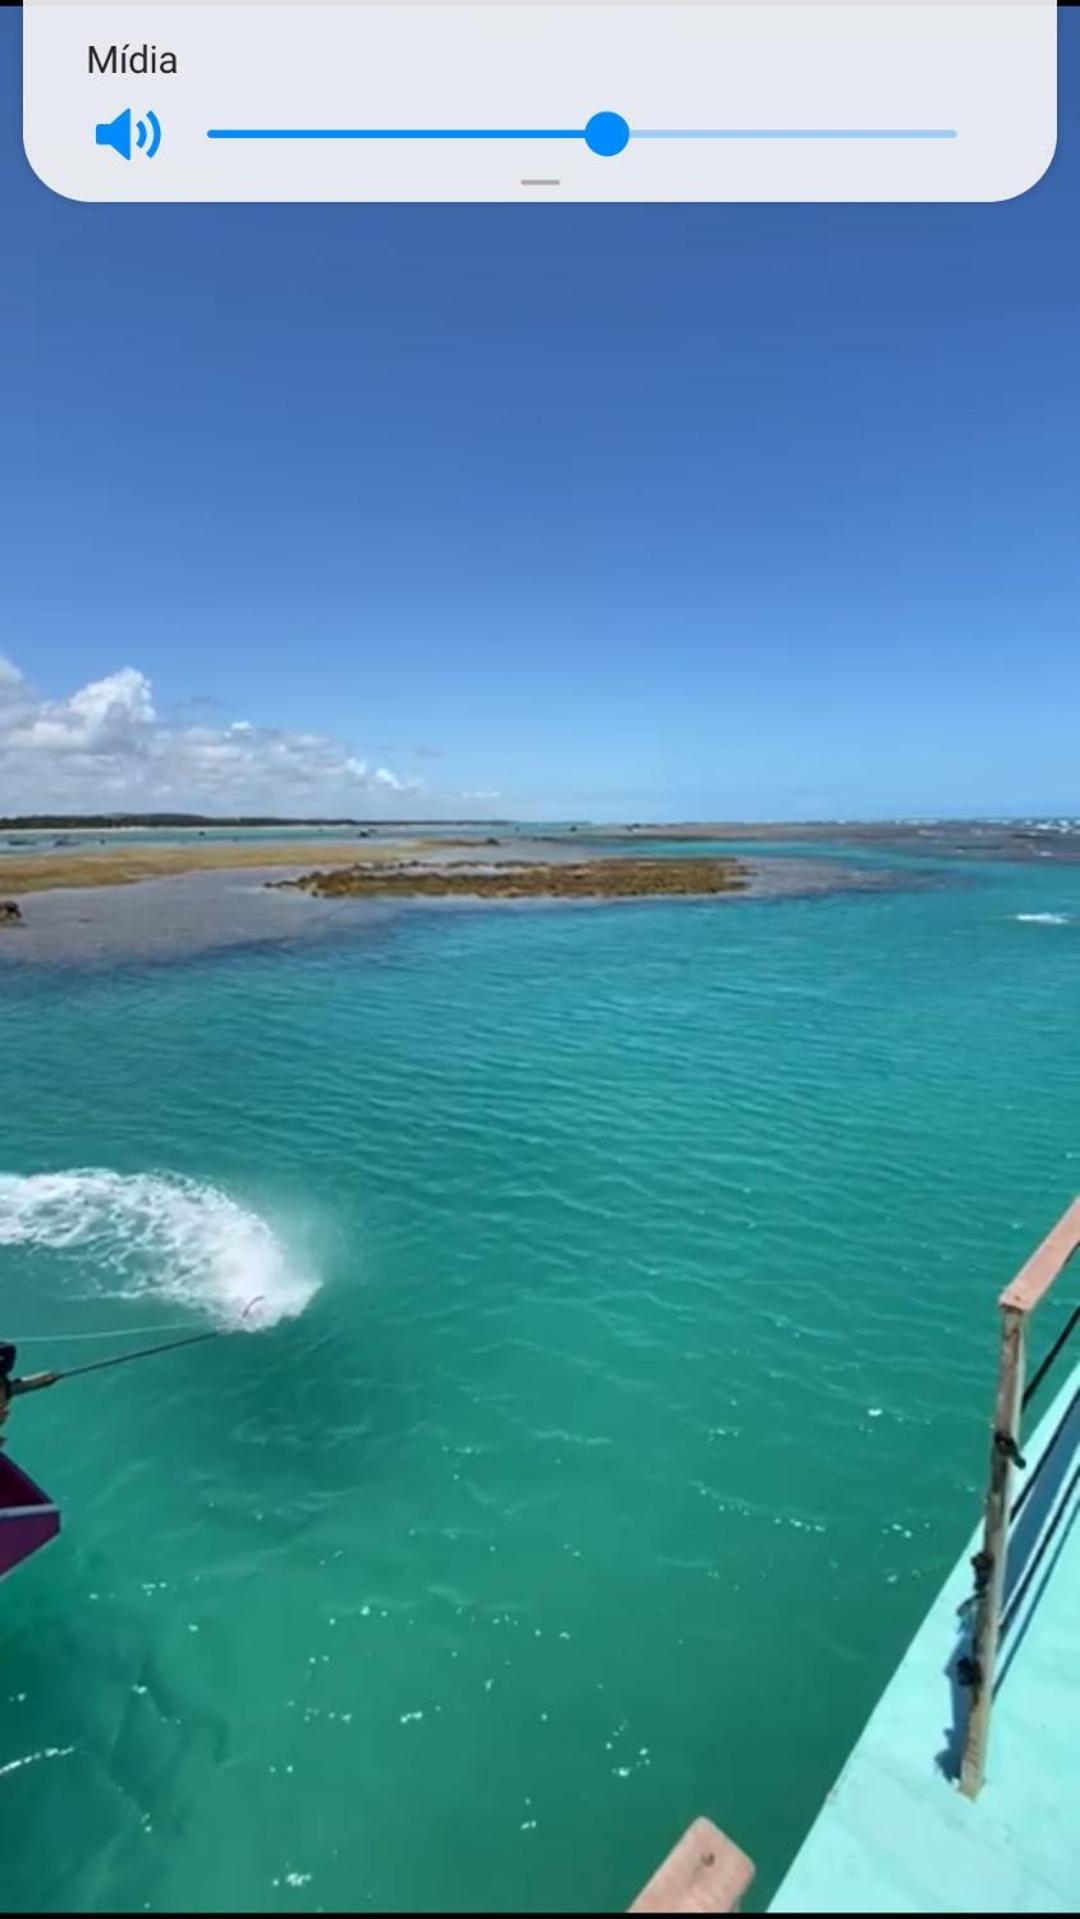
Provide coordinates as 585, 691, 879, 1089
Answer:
2, 852, 1078, 1911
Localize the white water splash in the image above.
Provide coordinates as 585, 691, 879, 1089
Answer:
0, 1170, 318, 1328
1014, 912, 1070, 926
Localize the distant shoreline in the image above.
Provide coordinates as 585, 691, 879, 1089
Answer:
2, 815, 1077, 906
0, 814, 508, 832
0, 839, 428, 894
2, 815, 1077, 848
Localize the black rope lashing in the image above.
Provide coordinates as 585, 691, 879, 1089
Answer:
1022, 1303, 1080, 1413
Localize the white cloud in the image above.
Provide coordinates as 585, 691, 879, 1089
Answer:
0, 655, 423, 817
9, 666, 156, 758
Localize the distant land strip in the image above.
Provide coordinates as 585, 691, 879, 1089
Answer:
0, 813, 508, 830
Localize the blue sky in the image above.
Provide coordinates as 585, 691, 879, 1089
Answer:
1, 14, 1078, 821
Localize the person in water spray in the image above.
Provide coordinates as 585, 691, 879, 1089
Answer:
0, 1344, 56, 1446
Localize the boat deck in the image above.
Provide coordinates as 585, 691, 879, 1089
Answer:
771, 1364, 1079, 1914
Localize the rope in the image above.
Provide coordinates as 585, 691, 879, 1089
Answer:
1010, 1385, 1079, 1524
53, 1327, 222, 1381
6, 1298, 265, 1395
1022, 1302, 1080, 1413
11, 1322, 201, 1345
14, 1295, 265, 1387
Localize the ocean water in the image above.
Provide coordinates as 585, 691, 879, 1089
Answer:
1, 850, 1078, 1913
0, 822, 523, 855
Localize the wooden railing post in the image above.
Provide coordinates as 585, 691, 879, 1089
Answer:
959, 1304, 1026, 1798
958, 1198, 1080, 1799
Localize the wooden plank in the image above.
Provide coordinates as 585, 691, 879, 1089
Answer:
998, 1197, 1080, 1315
959, 1306, 1026, 1799
629, 1819, 755, 1914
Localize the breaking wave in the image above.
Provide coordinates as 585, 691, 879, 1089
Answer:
0, 1170, 318, 1328
1014, 912, 1070, 926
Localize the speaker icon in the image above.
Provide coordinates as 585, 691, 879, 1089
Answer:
95, 108, 161, 161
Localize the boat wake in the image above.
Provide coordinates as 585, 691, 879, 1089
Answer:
0, 1170, 318, 1329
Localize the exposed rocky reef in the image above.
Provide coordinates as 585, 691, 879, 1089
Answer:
273, 856, 748, 902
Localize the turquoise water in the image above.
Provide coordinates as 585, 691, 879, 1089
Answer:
0, 823, 525, 854
0, 825, 399, 853
1, 853, 1078, 1913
